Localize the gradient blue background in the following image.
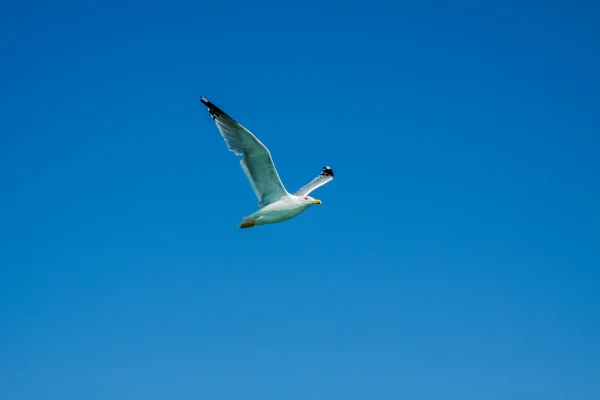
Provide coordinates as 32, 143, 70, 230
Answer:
1, 1, 599, 399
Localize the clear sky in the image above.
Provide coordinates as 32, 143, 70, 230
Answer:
1, 0, 599, 399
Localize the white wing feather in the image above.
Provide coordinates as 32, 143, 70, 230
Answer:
294, 166, 335, 196
201, 97, 288, 208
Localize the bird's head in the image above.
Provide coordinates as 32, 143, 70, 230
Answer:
303, 196, 322, 206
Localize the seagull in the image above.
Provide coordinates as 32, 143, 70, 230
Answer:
200, 97, 334, 229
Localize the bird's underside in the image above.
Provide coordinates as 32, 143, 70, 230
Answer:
200, 96, 334, 228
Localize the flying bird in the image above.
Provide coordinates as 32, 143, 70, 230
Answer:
200, 97, 334, 229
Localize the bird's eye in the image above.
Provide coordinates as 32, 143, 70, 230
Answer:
304, 197, 308, 200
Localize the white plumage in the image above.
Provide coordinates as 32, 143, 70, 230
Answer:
200, 97, 334, 229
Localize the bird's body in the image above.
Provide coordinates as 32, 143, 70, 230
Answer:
240, 194, 321, 228
199, 96, 334, 228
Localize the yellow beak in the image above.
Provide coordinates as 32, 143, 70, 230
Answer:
312, 199, 322, 205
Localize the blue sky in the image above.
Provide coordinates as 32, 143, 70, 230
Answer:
1, 0, 599, 399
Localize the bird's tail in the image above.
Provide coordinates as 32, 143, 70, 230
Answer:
239, 216, 256, 229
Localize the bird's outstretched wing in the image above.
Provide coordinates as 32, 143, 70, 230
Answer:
294, 166, 334, 196
200, 97, 288, 208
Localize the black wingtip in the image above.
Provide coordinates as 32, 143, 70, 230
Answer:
321, 166, 334, 178
199, 96, 221, 120
199, 96, 229, 120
